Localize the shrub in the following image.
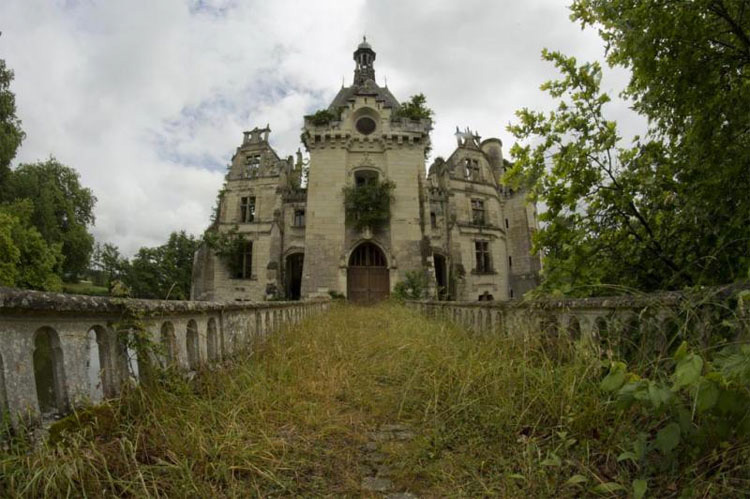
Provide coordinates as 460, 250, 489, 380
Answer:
342, 179, 395, 231
392, 270, 429, 301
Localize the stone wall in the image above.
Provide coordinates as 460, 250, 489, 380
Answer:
0, 287, 330, 425
406, 284, 750, 344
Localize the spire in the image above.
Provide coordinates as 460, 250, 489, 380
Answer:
353, 36, 376, 86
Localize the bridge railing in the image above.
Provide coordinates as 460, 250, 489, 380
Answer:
406, 284, 750, 346
0, 287, 330, 425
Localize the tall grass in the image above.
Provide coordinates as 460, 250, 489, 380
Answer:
1, 303, 748, 497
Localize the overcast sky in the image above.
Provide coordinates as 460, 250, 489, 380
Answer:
0, 0, 643, 255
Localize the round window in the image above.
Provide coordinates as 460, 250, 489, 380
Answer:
356, 116, 377, 135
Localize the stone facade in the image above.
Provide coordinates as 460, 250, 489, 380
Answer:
192, 39, 541, 303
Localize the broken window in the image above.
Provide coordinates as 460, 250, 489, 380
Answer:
430, 211, 437, 228
234, 241, 253, 279
464, 158, 480, 181
293, 209, 305, 227
475, 240, 491, 273
471, 199, 486, 225
240, 196, 256, 223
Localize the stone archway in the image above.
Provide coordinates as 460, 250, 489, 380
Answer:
347, 242, 389, 304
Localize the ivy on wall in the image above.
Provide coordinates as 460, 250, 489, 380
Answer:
342, 179, 396, 232
203, 227, 248, 277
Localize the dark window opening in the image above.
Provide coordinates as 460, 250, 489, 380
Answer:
505, 218, 509, 229
509, 255, 513, 268
430, 211, 437, 228
471, 199, 485, 225
293, 209, 305, 227
234, 241, 253, 279
349, 242, 387, 267
475, 241, 491, 273
355, 170, 379, 187
465, 159, 481, 181
240, 196, 256, 223
356, 116, 377, 135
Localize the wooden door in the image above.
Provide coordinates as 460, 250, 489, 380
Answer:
347, 243, 389, 304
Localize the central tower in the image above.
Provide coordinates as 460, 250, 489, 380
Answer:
299, 39, 432, 301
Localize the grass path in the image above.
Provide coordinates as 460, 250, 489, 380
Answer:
1, 304, 747, 497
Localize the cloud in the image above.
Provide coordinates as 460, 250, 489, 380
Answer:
0, 0, 644, 256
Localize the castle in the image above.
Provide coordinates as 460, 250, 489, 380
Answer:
191, 39, 541, 303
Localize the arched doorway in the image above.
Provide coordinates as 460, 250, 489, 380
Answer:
347, 242, 389, 304
286, 252, 304, 300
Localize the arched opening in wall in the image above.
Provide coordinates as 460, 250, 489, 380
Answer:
567, 317, 581, 341
161, 322, 177, 367
187, 320, 200, 370
207, 318, 219, 362
620, 316, 641, 360
87, 326, 111, 401
347, 242, 389, 304
33, 327, 68, 417
433, 253, 448, 300
0, 354, 8, 417
285, 252, 304, 300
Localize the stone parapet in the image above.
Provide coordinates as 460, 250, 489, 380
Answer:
406, 283, 750, 341
0, 287, 330, 425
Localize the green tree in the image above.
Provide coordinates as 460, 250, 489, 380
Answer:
567, 0, 750, 286
121, 231, 199, 300
506, 51, 693, 294
394, 94, 433, 121
0, 200, 63, 291
90, 242, 127, 288
4, 158, 97, 280
0, 51, 26, 190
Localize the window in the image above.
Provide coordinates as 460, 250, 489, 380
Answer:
465, 159, 480, 181
471, 199, 485, 225
475, 241, 491, 273
293, 209, 305, 227
505, 218, 509, 229
355, 170, 378, 187
430, 211, 437, 228
240, 196, 256, 223
234, 241, 253, 279
356, 116, 376, 135
508, 255, 513, 268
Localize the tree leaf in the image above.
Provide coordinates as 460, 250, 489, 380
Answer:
673, 353, 703, 389
601, 361, 627, 392
695, 379, 719, 413
633, 478, 648, 499
592, 482, 626, 494
655, 422, 681, 454
565, 474, 588, 486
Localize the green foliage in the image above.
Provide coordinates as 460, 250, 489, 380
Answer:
0, 200, 63, 291
392, 270, 429, 301
203, 227, 248, 278
342, 179, 395, 231
90, 242, 127, 288
121, 231, 199, 300
568, 0, 750, 287
393, 93, 433, 121
3, 304, 746, 496
0, 55, 25, 188
511, 2, 750, 295
601, 341, 750, 488
308, 108, 340, 126
3, 158, 97, 280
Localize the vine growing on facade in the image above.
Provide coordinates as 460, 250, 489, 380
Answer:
342, 179, 396, 231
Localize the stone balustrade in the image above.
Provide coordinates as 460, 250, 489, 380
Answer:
406, 284, 750, 345
0, 287, 329, 425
